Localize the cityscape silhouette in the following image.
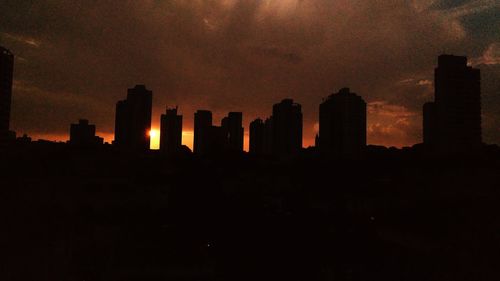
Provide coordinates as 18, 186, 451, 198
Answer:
2, 43, 500, 281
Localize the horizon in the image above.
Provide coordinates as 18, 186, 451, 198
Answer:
1, 0, 499, 149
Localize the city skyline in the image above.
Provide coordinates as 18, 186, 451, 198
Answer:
3, 3, 500, 280
0, 48, 494, 152
0, 50, 494, 152
1, 1, 499, 149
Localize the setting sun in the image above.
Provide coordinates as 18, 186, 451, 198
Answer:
149, 129, 160, 150
149, 129, 159, 138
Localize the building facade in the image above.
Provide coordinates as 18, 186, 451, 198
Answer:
194, 110, 213, 154
114, 85, 152, 150
272, 99, 303, 155
160, 107, 183, 154
221, 112, 244, 152
319, 88, 366, 157
0, 46, 14, 142
70, 119, 103, 146
423, 55, 481, 152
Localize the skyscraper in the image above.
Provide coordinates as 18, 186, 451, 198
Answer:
114, 85, 152, 151
69, 119, 103, 146
423, 102, 436, 146
319, 88, 366, 157
0, 46, 14, 142
221, 112, 244, 152
160, 107, 183, 154
194, 110, 213, 154
272, 99, 303, 155
249, 118, 265, 155
423, 55, 481, 152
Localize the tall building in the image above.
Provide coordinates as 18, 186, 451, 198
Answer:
194, 110, 213, 154
263, 117, 274, 155
422, 102, 436, 146
272, 99, 303, 155
318, 88, 366, 157
114, 85, 152, 150
423, 55, 481, 152
0, 46, 14, 142
221, 112, 244, 152
69, 119, 103, 146
249, 118, 265, 155
160, 107, 183, 154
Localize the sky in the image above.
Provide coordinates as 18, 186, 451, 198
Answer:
1, 0, 499, 150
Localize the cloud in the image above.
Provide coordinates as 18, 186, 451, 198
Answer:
440, 0, 500, 18
0, 32, 41, 47
471, 43, 500, 65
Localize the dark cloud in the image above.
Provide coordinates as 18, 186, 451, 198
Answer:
1, 0, 499, 147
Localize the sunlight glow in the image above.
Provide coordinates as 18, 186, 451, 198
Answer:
149, 129, 160, 150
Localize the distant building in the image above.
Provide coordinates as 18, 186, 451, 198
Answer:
249, 118, 265, 155
221, 112, 244, 152
263, 117, 274, 155
423, 102, 436, 146
114, 85, 152, 151
17, 134, 31, 144
0, 46, 14, 144
207, 125, 227, 153
423, 55, 481, 152
194, 110, 213, 154
194, 110, 245, 155
319, 88, 366, 157
160, 107, 183, 154
272, 99, 303, 155
70, 119, 103, 146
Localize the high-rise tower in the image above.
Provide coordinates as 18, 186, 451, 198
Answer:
114, 85, 153, 150
423, 55, 481, 152
319, 88, 366, 157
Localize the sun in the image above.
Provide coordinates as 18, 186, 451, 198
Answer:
149, 129, 160, 150
149, 129, 159, 138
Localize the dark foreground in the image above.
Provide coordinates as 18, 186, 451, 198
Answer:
1, 143, 500, 281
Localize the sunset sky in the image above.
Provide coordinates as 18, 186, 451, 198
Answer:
1, 0, 500, 150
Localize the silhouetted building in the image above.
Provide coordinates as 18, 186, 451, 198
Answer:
423, 55, 481, 152
263, 117, 274, 155
272, 99, 302, 155
70, 119, 103, 146
160, 107, 183, 154
17, 134, 31, 144
423, 102, 436, 146
194, 110, 213, 154
319, 88, 366, 157
0, 46, 14, 143
114, 85, 152, 151
221, 112, 244, 152
249, 118, 265, 155
207, 125, 227, 153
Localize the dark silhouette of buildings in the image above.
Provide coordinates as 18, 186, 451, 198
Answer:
194, 110, 244, 155
318, 88, 366, 157
249, 118, 265, 155
69, 119, 103, 146
264, 117, 274, 155
250, 102, 301, 157
423, 55, 482, 152
271, 99, 303, 155
194, 110, 213, 154
160, 107, 183, 154
0, 46, 14, 144
221, 112, 244, 152
114, 85, 152, 151
423, 102, 436, 146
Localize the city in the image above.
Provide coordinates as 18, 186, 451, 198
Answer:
2, 41, 500, 280
1, 47, 492, 157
